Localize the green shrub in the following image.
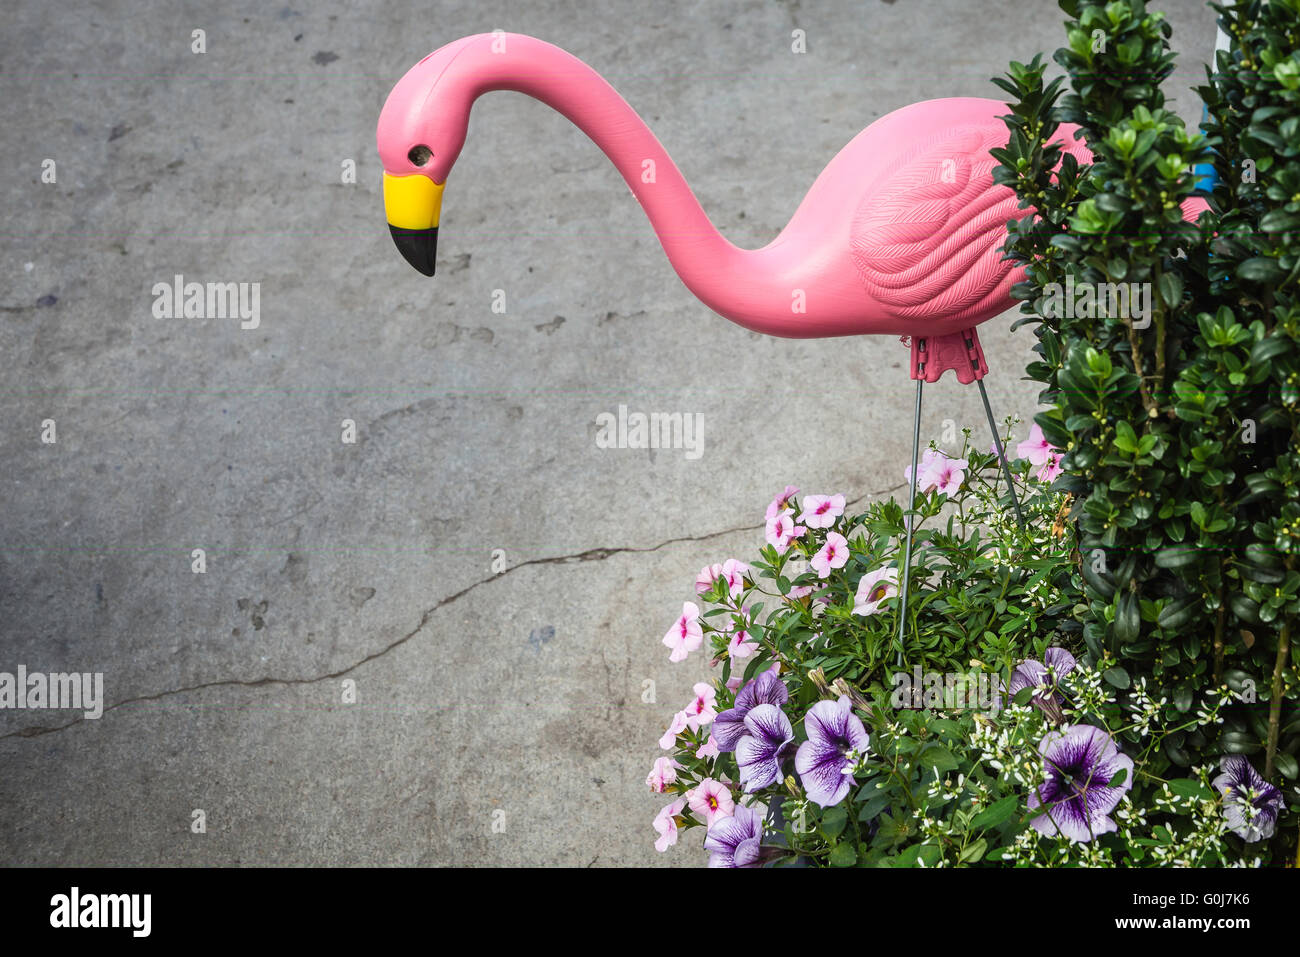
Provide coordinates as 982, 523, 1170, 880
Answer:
994, 0, 1298, 859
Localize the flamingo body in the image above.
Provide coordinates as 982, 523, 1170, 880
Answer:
377, 34, 1206, 370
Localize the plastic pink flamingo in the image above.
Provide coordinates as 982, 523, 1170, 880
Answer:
376, 32, 1207, 650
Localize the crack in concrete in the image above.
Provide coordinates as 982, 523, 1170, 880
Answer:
0, 482, 905, 742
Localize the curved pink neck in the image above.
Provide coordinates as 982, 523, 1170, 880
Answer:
439, 34, 770, 319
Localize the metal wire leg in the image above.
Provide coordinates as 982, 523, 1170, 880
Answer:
896, 378, 923, 667
977, 378, 1026, 530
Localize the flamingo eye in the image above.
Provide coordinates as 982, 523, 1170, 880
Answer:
408, 144, 433, 167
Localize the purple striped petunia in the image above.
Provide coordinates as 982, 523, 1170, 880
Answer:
702, 804, 765, 868
736, 703, 795, 792
1028, 724, 1133, 843
1212, 755, 1283, 843
1008, 647, 1076, 724
713, 669, 789, 753
794, 696, 870, 808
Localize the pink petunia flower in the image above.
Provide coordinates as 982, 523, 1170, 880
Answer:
728, 627, 759, 660
662, 601, 703, 662
765, 509, 805, 554
653, 796, 687, 852
721, 559, 750, 600
1016, 423, 1055, 468
725, 675, 744, 693
799, 493, 846, 529
697, 734, 720, 760
904, 448, 967, 496
684, 681, 718, 730
904, 447, 946, 488
686, 777, 735, 827
810, 531, 850, 579
924, 454, 968, 496
853, 566, 899, 616
1037, 451, 1063, 483
765, 485, 800, 520
695, 562, 724, 595
646, 756, 680, 792
659, 710, 688, 749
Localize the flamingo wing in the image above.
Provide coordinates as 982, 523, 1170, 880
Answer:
850, 123, 1024, 324
850, 123, 1209, 325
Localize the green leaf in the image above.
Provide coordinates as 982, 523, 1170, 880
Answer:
1260, 209, 1300, 232
1220, 731, 1262, 755
821, 805, 848, 839
829, 841, 858, 867
917, 743, 960, 773
893, 844, 921, 867
1103, 665, 1131, 689
742, 655, 770, 682
1239, 257, 1285, 283
1157, 272, 1183, 309
1153, 546, 1200, 570
1114, 590, 1141, 644
1250, 336, 1291, 365
1157, 595, 1198, 629
1230, 593, 1262, 625
1168, 778, 1213, 802
970, 794, 1019, 831
856, 789, 893, 823
1245, 543, 1282, 568
1113, 420, 1139, 453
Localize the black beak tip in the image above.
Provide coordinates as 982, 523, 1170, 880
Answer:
389, 224, 438, 276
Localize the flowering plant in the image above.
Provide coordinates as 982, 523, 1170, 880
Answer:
646, 0, 1299, 867
648, 425, 1290, 865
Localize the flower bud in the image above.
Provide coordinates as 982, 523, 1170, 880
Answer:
807, 667, 832, 696
832, 677, 872, 712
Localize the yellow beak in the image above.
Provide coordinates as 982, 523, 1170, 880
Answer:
384, 173, 444, 276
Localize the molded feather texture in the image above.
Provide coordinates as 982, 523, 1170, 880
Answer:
850, 125, 1026, 323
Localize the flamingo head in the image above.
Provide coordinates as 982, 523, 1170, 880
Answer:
376, 44, 473, 276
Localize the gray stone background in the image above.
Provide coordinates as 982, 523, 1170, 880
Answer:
0, 0, 1216, 865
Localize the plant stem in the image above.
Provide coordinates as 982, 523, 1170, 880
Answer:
1126, 316, 1157, 417
1265, 617, 1290, 780
1152, 261, 1168, 403
1213, 581, 1226, 684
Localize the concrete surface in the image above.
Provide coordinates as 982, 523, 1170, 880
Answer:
0, 0, 1217, 865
